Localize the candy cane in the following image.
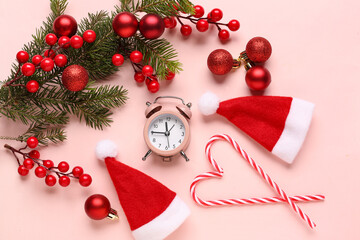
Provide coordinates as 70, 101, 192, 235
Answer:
190, 134, 324, 229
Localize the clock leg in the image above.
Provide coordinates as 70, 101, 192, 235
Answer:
180, 151, 190, 162
142, 150, 152, 161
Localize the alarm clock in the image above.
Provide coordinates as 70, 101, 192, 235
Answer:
142, 96, 192, 162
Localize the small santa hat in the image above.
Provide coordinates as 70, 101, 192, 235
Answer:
198, 92, 314, 164
95, 140, 190, 240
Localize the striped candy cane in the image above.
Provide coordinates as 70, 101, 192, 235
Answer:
190, 134, 324, 229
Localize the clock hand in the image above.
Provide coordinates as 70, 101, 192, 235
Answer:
151, 131, 166, 134
169, 124, 175, 132
165, 122, 170, 148
165, 122, 168, 132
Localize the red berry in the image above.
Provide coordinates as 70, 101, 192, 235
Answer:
79, 174, 92, 187
112, 54, 124, 66
54, 54, 67, 67
130, 51, 143, 63
45, 175, 57, 186
21, 63, 35, 76
27, 136, 38, 148
35, 166, 47, 178
169, 17, 177, 29
59, 176, 70, 187
163, 17, 173, 28
43, 160, 54, 168
70, 35, 83, 49
196, 19, 209, 32
45, 33, 58, 46
26, 80, 39, 93
147, 80, 160, 93
134, 72, 145, 83
211, 8, 223, 22
72, 166, 84, 177
166, 70, 175, 80
44, 49, 56, 59
180, 25, 192, 36
18, 165, 29, 176
58, 161, 69, 172
83, 30, 96, 43
29, 150, 40, 159
16, 51, 29, 63
228, 19, 240, 31
218, 29, 230, 41
40, 58, 54, 72
58, 36, 71, 48
194, 5, 205, 18
23, 158, 34, 169
32, 55, 43, 65
142, 65, 153, 77
145, 77, 152, 85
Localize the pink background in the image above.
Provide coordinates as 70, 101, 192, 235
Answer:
0, 0, 359, 239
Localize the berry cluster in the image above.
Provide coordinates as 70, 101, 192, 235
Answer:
6, 30, 96, 93
164, 5, 240, 41
112, 50, 175, 93
5, 136, 92, 187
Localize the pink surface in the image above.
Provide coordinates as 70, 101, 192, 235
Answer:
0, 0, 359, 239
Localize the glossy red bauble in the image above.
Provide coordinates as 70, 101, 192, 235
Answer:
84, 194, 111, 220
26, 80, 39, 93
130, 51, 143, 63
58, 36, 71, 48
54, 54, 67, 67
142, 65, 153, 77
23, 158, 34, 170
139, 14, 165, 39
218, 29, 230, 41
29, 150, 40, 159
210, 8, 223, 22
53, 15, 78, 37
45, 175, 57, 186
40, 58, 54, 72
18, 165, 29, 176
112, 12, 138, 38
245, 66, 271, 91
59, 176, 70, 187
35, 166, 47, 178
147, 80, 160, 93
180, 25, 192, 36
134, 72, 145, 83
45, 33, 58, 46
228, 20, 240, 31
44, 49, 56, 59
27, 136, 38, 148
61, 65, 89, 91
43, 160, 54, 168
79, 174, 92, 187
246, 37, 272, 63
58, 161, 69, 172
72, 166, 84, 177
70, 35, 83, 49
16, 51, 29, 63
196, 19, 209, 32
32, 55, 43, 65
83, 30, 96, 43
194, 5, 205, 18
112, 54, 124, 66
207, 49, 233, 75
21, 63, 35, 76
166, 70, 175, 80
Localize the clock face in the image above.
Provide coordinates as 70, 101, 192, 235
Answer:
147, 113, 186, 151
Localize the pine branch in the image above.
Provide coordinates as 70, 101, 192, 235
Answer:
121, 0, 194, 16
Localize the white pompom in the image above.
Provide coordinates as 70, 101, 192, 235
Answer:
198, 92, 220, 115
95, 140, 118, 161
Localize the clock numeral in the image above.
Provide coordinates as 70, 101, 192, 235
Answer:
181, 132, 184, 136
173, 144, 176, 149
165, 146, 169, 150
154, 124, 158, 128
166, 117, 171, 121
152, 138, 156, 143
175, 119, 177, 123
180, 125, 183, 129
159, 119, 163, 123
158, 143, 161, 148
178, 139, 182, 143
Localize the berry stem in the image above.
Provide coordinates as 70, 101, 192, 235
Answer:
177, 15, 226, 30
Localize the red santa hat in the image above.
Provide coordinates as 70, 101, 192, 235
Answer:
198, 92, 314, 164
95, 140, 190, 240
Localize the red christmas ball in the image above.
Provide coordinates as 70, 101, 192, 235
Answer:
54, 54, 67, 67
27, 136, 38, 148
53, 15, 78, 37
45, 175, 57, 186
32, 55, 43, 65
207, 49, 233, 75
26, 80, 39, 93
21, 63, 35, 76
112, 12, 138, 38
40, 58, 54, 72
61, 65, 89, 91
245, 66, 271, 91
58, 161, 69, 172
139, 14, 165, 39
18, 165, 29, 176
72, 166, 84, 177
79, 174, 92, 187
246, 37, 272, 63
84, 194, 111, 220
70, 35, 83, 49
134, 72, 145, 83
16, 51, 29, 63
35, 166, 47, 178
83, 30, 96, 43
59, 176, 70, 187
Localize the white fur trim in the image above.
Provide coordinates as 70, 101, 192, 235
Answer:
198, 92, 220, 115
95, 140, 118, 161
132, 195, 190, 240
272, 98, 314, 164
